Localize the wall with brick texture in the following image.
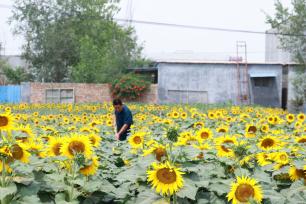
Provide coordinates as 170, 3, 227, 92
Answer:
22, 83, 157, 104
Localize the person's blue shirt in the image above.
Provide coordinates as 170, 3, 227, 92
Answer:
115, 105, 133, 140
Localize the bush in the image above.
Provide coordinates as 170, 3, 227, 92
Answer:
111, 74, 150, 100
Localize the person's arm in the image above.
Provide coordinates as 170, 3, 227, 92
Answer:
116, 109, 133, 140
117, 124, 129, 136
113, 115, 116, 133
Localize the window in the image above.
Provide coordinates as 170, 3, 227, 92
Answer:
254, 77, 271, 87
45, 89, 74, 103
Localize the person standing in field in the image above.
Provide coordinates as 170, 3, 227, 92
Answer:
113, 98, 133, 141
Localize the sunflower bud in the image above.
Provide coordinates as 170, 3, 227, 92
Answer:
166, 127, 178, 142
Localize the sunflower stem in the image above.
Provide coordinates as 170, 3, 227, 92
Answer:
172, 193, 177, 204
69, 160, 76, 202
169, 143, 173, 163
1, 158, 6, 187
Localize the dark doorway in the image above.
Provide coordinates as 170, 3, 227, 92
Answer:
281, 88, 288, 109
251, 77, 279, 107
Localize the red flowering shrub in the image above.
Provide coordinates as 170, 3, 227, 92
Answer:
111, 74, 150, 100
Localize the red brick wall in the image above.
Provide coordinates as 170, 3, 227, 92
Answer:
29, 83, 157, 104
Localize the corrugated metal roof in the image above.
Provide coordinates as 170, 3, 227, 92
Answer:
156, 59, 297, 66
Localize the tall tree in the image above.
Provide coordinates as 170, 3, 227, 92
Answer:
267, 0, 306, 65
10, 0, 143, 83
267, 0, 306, 108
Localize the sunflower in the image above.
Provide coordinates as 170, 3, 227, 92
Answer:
193, 121, 204, 128
239, 155, 254, 166
274, 152, 289, 165
267, 116, 275, 125
171, 111, 179, 119
9, 143, 30, 163
192, 142, 210, 151
289, 166, 306, 181
143, 144, 167, 161
256, 152, 272, 166
260, 124, 269, 133
0, 112, 15, 131
43, 126, 57, 134
15, 124, 34, 141
147, 161, 184, 196
297, 113, 305, 122
26, 141, 46, 158
216, 125, 229, 133
128, 132, 145, 149
106, 119, 113, 127
48, 137, 63, 157
245, 124, 257, 138
80, 127, 92, 134
60, 134, 93, 159
180, 112, 187, 119
207, 111, 215, 120
88, 134, 102, 147
175, 132, 197, 146
296, 135, 306, 144
79, 156, 99, 176
215, 136, 238, 157
286, 114, 295, 123
258, 136, 279, 151
196, 128, 213, 141
163, 119, 173, 125
227, 176, 263, 204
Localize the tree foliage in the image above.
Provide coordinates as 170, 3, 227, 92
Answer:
111, 73, 150, 100
0, 59, 32, 84
10, 0, 143, 83
266, 0, 306, 66
266, 0, 306, 107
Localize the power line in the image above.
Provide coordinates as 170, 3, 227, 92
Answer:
114, 18, 306, 37
1, 2, 305, 37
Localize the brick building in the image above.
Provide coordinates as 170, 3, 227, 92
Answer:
20, 82, 157, 104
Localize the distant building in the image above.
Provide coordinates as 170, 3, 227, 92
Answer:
265, 29, 305, 112
0, 55, 28, 69
265, 29, 292, 63
157, 60, 284, 107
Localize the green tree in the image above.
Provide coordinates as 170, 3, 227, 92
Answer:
10, 0, 143, 83
0, 60, 33, 84
267, 0, 306, 108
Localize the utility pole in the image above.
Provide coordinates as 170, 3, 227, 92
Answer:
236, 41, 250, 105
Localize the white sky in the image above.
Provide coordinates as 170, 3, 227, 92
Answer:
0, 0, 291, 62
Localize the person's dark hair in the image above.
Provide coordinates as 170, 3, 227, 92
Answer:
113, 98, 123, 105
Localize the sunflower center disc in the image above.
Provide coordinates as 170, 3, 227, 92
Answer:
133, 136, 142, 144
68, 141, 85, 155
156, 168, 177, 184
248, 126, 257, 133
11, 144, 24, 160
219, 129, 226, 133
200, 132, 209, 139
235, 184, 255, 202
261, 138, 274, 148
0, 116, 9, 127
154, 148, 166, 161
221, 140, 234, 152
298, 138, 306, 143
53, 143, 62, 156
295, 169, 305, 178
280, 154, 287, 161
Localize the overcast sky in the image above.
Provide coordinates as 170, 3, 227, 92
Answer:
0, 0, 291, 62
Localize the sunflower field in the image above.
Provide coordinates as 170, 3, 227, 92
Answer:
0, 103, 305, 204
